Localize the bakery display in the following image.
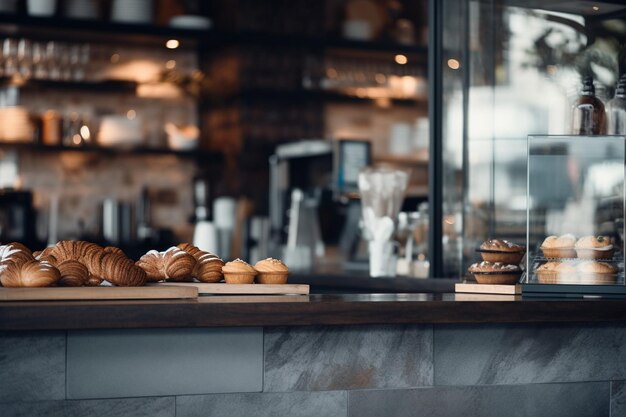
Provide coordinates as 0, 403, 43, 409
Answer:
477, 239, 526, 264
574, 236, 614, 260
467, 261, 522, 285
136, 247, 196, 282
576, 261, 618, 285
555, 262, 578, 284
254, 258, 289, 284
222, 258, 257, 284
540, 234, 577, 259
177, 243, 225, 283
0, 240, 289, 290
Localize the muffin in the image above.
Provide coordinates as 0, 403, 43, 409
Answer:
254, 258, 289, 284
467, 261, 522, 285
222, 259, 257, 284
536, 261, 560, 284
576, 261, 617, 285
555, 262, 578, 284
540, 234, 577, 259
478, 239, 526, 264
574, 236, 614, 260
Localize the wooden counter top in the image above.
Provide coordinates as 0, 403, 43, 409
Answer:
2, 292, 626, 331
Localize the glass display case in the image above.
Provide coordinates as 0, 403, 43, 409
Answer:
523, 135, 626, 295
432, 0, 626, 278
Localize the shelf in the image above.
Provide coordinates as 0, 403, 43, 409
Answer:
0, 77, 138, 94
203, 88, 427, 107
0, 142, 221, 161
0, 13, 429, 55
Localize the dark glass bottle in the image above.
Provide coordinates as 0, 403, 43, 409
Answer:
572, 76, 607, 135
607, 75, 626, 134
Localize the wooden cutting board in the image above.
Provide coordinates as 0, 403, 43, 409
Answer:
455, 282, 521, 295
0, 285, 198, 301
151, 282, 310, 295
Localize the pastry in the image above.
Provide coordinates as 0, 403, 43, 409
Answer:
535, 261, 560, 284
222, 258, 257, 284
0, 242, 35, 268
136, 247, 196, 282
555, 262, 578, 284
478, 239, 525, 264
101, 252, 147, 286
0, 260, 61, 287
57, 260, 90, 287
254, 258, 289, 284
540, 234, 577, 259
467, 261, 521, 285
177, 243, 225, 283
576, 261, 617, 285
575, 236, 614, 260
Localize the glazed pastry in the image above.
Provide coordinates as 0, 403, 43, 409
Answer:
467, 261, 521, 285
254, 258, 289, 284
575, 236, 614, 260
222, 258, 257, 284
57, 260, 90, 287
136, 247, 196, 282
0, 242, 35, 268
177, 243, 224, 283
0, 260, 61, 287
536, 261, 560, 284
540, 234, 577, 259
576, 261, 617, 285
478, 239, 525, 264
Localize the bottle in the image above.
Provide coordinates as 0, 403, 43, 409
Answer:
572, 76, 607, 135
606, 75, 626, 134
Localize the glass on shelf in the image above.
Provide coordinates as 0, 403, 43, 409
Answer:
525, 135, 625, 288
607, 75, 626, 135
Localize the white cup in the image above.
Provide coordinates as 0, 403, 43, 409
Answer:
193, 221, 218, 254
27, 0, 57, 16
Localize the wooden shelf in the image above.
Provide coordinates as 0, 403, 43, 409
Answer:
0, 13, 429, 55
0, 142, 221, 161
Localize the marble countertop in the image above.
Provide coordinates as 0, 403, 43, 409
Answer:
2, 292, 626, 331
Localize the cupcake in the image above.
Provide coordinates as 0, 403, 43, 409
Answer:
536, 261, 560, 284
467, 261, 521, 285
222, 259, 257, 284
254, 258, 289, 284
540, 234, 577, 259
477, 239, 526, 264
576, 261, 617, 285
555, 262, 578, 284
574, 236, 614, 260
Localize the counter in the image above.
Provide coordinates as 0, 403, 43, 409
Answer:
2, 287, 626, 416
2, 292, 626, 331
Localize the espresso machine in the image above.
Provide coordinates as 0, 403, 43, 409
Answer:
268, 139, 371, 269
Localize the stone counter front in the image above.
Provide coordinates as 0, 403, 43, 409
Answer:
2, 322, 625, 416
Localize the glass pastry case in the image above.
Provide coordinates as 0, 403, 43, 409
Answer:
522, 135, 626, 295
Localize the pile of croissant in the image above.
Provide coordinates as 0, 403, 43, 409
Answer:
0, 241, 224, 288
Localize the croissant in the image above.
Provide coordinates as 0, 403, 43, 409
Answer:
1, 260, 61, 287
86, 274, 104, 287
100, 252, 147, 287
177, 243, 224, 283
104, 246, 124, 256
57, 260, 90, 287
136, 247, 196, 282
0, 242, 35, 267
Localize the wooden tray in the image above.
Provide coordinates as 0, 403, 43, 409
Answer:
0, 285, 198, 301
455, 282, 521, 295
151, 282, 309, 295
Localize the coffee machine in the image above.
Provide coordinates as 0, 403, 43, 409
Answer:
268, 139, 371, 268
0, 189, 37, 246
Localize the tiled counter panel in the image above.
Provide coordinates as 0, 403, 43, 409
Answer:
1, 324, 625, 417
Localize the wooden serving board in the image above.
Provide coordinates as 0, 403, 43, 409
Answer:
455, 282, 521, 295
151, 282, 309, 295
0, 285, 198, 301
